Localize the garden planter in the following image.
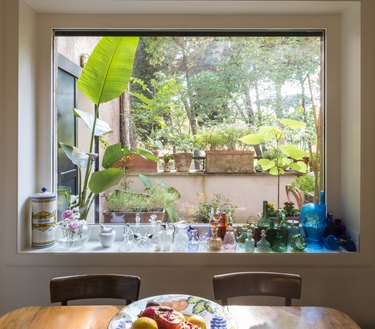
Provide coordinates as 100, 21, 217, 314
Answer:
205, 150, 254, 173
174, 152, 193, 172
161, 162, 173, 172
112, 150, 159, 173
103, 210, 166, 224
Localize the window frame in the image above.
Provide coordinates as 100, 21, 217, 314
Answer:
14, 6, 365, 267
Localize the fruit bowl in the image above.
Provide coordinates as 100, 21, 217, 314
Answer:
108, 294, 234, 329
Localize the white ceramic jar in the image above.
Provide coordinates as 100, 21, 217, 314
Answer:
98, 224, 116, 248
31, 188, 57, 248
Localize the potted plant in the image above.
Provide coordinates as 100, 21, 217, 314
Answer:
103, 174, 181, 223
196, 125, 255, 173
281, 201, 299, 220
289, 173, 316, 206
160, 153, 174, 172
59, 36, 143, 220
170, 133, 196, 172
124, 139, 162, 173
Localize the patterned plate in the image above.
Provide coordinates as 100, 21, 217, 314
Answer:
108, 294, 233, 329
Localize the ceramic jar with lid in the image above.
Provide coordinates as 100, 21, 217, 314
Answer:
31, 188, 57, 248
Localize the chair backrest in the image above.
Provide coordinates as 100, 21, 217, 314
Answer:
50, 274, 140, 306
213, 271, 302, 306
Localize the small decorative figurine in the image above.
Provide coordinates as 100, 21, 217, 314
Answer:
98, 224, 116, 248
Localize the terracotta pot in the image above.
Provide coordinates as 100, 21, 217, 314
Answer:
162, 162, 173, 172
205, 150, 254, 173
112, 150, 159, 173
173, 152, 193, 172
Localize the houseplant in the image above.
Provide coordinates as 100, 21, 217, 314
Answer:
60, 36, 157, 220
196, 125, 255, 173
103, 174, 181, 223
170, 133, 196, 172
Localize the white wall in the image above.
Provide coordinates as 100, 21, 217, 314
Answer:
2, 1, 375, 328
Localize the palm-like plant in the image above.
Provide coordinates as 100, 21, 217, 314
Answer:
60, 37, 157, 220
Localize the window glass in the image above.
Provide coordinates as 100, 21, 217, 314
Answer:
54, 32, 325, 252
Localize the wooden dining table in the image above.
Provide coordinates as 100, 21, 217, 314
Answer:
0, 304, 360, 329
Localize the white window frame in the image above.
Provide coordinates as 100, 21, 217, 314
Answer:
12, 1, 366, 267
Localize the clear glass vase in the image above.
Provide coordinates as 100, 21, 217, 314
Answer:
55, 219, 90, 250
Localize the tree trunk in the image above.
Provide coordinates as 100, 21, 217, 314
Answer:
119, 92, 132, 148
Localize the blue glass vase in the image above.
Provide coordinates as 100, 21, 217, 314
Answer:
300, 191, 327, 243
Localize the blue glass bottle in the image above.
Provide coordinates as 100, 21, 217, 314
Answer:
300, 191, 327, 244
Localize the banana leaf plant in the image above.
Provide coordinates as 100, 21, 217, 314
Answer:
240, 119, 308, 209
60, 36, 157, 220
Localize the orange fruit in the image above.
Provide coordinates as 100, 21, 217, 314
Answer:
187, 315, 206, 329
131, 317, 158, 329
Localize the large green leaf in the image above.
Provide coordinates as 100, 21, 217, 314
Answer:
77, 36, 139, 105
289, 162, 308, 173
240, 133, 264, 145
102, 143, 132, 169
279, 144, 308, 160
258, 159, 275, 171
269, 167, 285, 175
136, 148, 159, 161
89, 168, 124, 194
259, 126, 284, 141
139, 173, 153, 190
60, 142, 89, 168
73, 108, 112, 136
279, 119, 306, 130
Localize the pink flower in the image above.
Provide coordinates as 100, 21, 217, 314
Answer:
62, 209, 73, 220
67, 219, 81, 232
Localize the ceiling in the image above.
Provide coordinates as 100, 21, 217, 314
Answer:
21, 0, 356, 15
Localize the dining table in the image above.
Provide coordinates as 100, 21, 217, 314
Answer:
0, 304, 360, 329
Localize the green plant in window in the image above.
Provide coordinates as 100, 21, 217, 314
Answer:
195, 124, 253, 151
194, 193, 237, 223
106, 174, 181, 222
60, 37, 158, 220
240, 119, 308, 209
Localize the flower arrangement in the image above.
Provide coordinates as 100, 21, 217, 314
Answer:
282, 201, 299, 217
56, 208, 90, 248
266, 201, 278, 217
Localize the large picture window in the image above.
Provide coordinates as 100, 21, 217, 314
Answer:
54, 30, 325, 252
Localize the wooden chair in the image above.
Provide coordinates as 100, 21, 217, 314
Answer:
50, 274, 140, 306
213, 271, 302, 306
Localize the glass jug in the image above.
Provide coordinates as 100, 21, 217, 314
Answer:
173, 223, 189, 251
160, 223, 175, 251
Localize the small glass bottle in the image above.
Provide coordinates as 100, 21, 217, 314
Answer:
173, 223, 189, 251
207, 227, 222, 251
223, 222, 236, 250
188, 229, 200, 251
208, 208, 215, 238
258, 200, 270, 229
217, 211, 227, 240
119, 224, 134, 252
245, 229, 255, 252
257, 229, 271, 252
